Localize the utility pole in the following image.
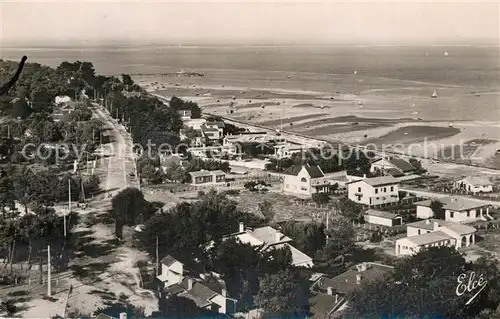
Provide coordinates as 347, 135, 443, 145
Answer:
47, 245, 51, 297
155, 236, 159, 277
65, 179, 71, 237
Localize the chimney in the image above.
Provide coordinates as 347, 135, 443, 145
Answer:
239, 222, 244, 233
188, 278, 193, 290
119, 313, 127, 319
356, 274, 362, 284
275, 231, 282, 242
221, 288, 227, 297
433, 221, 440, 230
200, 273, 206, 280
425, 219, 431, 225
335, 294, 339, 303
360, 262, 367, 272
327, 287, 333, 295
363, 174, 366, 179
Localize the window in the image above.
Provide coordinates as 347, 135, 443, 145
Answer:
301, 177, 307, 182
391, 186, 394, 191
301, 187, 307, 191
369, 198, 372, 205
376, 197, 379, 200
375, 189, 378, 194
450, 212, 454, 218
418, 229, 421, 235
358, 187, 361, 192
383, 187, 387, 192
466, 211, 470, 217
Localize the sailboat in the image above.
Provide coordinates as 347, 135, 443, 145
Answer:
444, 51, 449, 56
431, 90, 438, 98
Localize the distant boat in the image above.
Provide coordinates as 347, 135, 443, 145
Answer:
431, 90, 438, 98
444, 51, 449, 56
354, 70, 357, 75
449, 123, 454, 127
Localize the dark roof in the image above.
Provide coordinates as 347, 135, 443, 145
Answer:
206, 120, 225, 128
386, 168, 404, 177
309, 292, 346, 319
201, 124, 219, 133
282, 164, 324, 178
359, 176, 399, 187
389, 157, 416, 172
161, 255, 180, 267
318, 263, 394, 295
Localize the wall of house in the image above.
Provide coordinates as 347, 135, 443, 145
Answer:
364, 215, 394, 227
160, 261, 183, 287
283, 168, 312, 196
416, 206, 434, 219
396, 238, 452, 256
210, 294, 227, 314
348, 182, 399, 206
445, 209, 481, 223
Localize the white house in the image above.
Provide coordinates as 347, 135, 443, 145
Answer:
177, 109, 192, 121
274, 142, 306, 159
282, 164, 330, 198
415, 197, 491, 223
364, 209, 403, 227
226, 223, 314, 268
370, 157, 418, 177
158, 255, 237, 314
189, 170, 226, 185
347, 176, 400, 206
453, 176, 494, 193
157, 255, 184, 288
395, 219, 476, 256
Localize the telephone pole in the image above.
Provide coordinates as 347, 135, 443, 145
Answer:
65, 179, 71, 237
155, 236, 159, 277
47, 245, 51, 297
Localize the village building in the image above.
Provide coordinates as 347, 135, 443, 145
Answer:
363, 209, 403, 227
189, 169, 226, 185
224, 223, 314, 268
415, 196, 491, 223
157, 255, 237, 315
395, 219, 476, 256
370, 157, 417, 177
184, 118, 207, 130
347, 176, 400, 206
309, 262, 394, 318
453, 176, 494, 193
273, 142, 306, 159
282, 164, 330, 198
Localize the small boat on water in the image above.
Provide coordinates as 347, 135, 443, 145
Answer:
444, 51, 449, 56
449, 123, 454, 127
431, 90, 438, 98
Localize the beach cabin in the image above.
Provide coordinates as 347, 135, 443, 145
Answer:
364, 209, 403, 227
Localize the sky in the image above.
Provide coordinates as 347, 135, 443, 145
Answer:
0, 1, 498, 45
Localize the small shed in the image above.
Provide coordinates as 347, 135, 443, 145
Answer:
364, 209, 402, 227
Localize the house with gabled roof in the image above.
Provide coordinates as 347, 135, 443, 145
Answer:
282, 164, 330, 198
370, 156, 417, 176
453, 176, 493, 193
415, 196, 491, 223
223, 223, 314, 268
347, 176, 400, 206
157, 255, 237, 315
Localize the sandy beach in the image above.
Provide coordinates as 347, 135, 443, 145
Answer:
137, 74, 500, 169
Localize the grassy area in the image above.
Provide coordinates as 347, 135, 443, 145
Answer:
366, 125, 461, 146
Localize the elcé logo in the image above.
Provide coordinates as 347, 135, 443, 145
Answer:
456, 271, 488, 305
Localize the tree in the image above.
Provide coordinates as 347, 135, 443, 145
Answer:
255, 268, 310, 316
311, 193, 330, 205
69, 101, 92, 121
320, 219, 355, 264
170, 96, 202, 119
280, 221, 326, 259
158, 295, 204, 317
346, 246, 500, 318
259, 200, 275, 222
111, 188, 155, 238
430, 200, 445, 219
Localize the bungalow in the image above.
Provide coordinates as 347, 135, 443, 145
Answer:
226, 223, 314, 268
415, 196, 491, 223
274, 142, 305, 159
157, 255, 237, 315
282, 164, 330, 198
347, 176, 400, 206
453, 176, 493, 193
201, 124, 222, 141
395, 219, 476, 256
309, 262, 394, 318
363, 209, 403, 227
189, 169, 226, 185
370, 157, 417, 176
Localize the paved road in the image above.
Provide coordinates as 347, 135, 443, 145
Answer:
400, 187, 500, 207
93, 106, 138, 193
